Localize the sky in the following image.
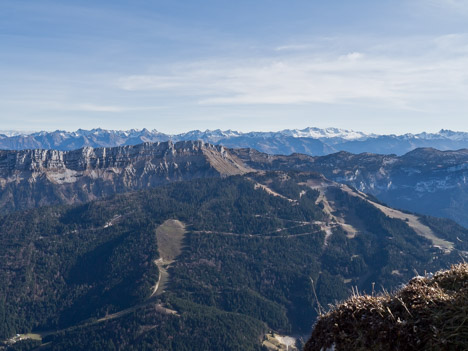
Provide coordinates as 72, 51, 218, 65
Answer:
1, 0, 468, 134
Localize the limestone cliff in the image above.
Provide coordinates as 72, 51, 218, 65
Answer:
0, 140, 251, 213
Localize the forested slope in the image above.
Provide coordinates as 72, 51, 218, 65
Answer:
1, 172, 467, 350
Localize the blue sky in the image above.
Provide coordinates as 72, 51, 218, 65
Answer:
1, 0, 468, 133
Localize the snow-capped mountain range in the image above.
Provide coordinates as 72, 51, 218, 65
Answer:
1, 127, 467, 155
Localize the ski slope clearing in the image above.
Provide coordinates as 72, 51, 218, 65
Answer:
340, 185, 454, 252
152, 219, 186, 296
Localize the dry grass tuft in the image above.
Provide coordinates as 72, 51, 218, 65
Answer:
304, 264, 468, 351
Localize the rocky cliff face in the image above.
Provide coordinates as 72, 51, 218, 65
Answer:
232, 148, 468, 227
0, 140, 251, 214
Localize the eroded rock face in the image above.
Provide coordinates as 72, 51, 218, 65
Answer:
0, 141, 251, 214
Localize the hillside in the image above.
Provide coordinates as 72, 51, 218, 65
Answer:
0, 172, 467, 350
304, 263, 468, 351
233, 147, 468, 227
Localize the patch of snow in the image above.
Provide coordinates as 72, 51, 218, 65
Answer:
446, 163, 468, 172
0, 130, 36, 137
402, 167, 422, 175
274, 334, 297, 350
280, 127, 372, 140
414, 179, 457, 192
46, 169, 79, 184
320, 343, 336, 351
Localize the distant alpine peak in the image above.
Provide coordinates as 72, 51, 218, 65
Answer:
401, 129, 468, 141
175, 127, 374, 140
0, 127, 374, 142
279, 127, 373, 140
0, 130, 36, 137
1, 127, 468, 155
1, 127, 466, 141
431, 129, 468, 141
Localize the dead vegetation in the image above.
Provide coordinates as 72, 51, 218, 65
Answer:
304, 263, 468, 351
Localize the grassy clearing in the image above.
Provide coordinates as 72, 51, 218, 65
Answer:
21, 333, 42, 341
153, 219, 186, 296
155, 219, 185, 261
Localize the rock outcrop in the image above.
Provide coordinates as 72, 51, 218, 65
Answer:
304, 264, 468, 351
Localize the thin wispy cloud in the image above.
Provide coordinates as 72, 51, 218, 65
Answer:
74, 104, 124, 112
427, 0, 468, 12
117, 35, 468, 112
65, 103, 166, 113
275, 44, 315, 52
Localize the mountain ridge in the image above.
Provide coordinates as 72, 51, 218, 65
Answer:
1, 140, 468, 228
232, 146, 468, 227
0, 140, 250, 214
2, 127, 468, 155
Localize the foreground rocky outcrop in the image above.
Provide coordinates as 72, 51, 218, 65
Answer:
304, 264, 468, 351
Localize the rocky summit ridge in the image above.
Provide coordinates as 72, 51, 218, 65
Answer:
0, 140, 250, 214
